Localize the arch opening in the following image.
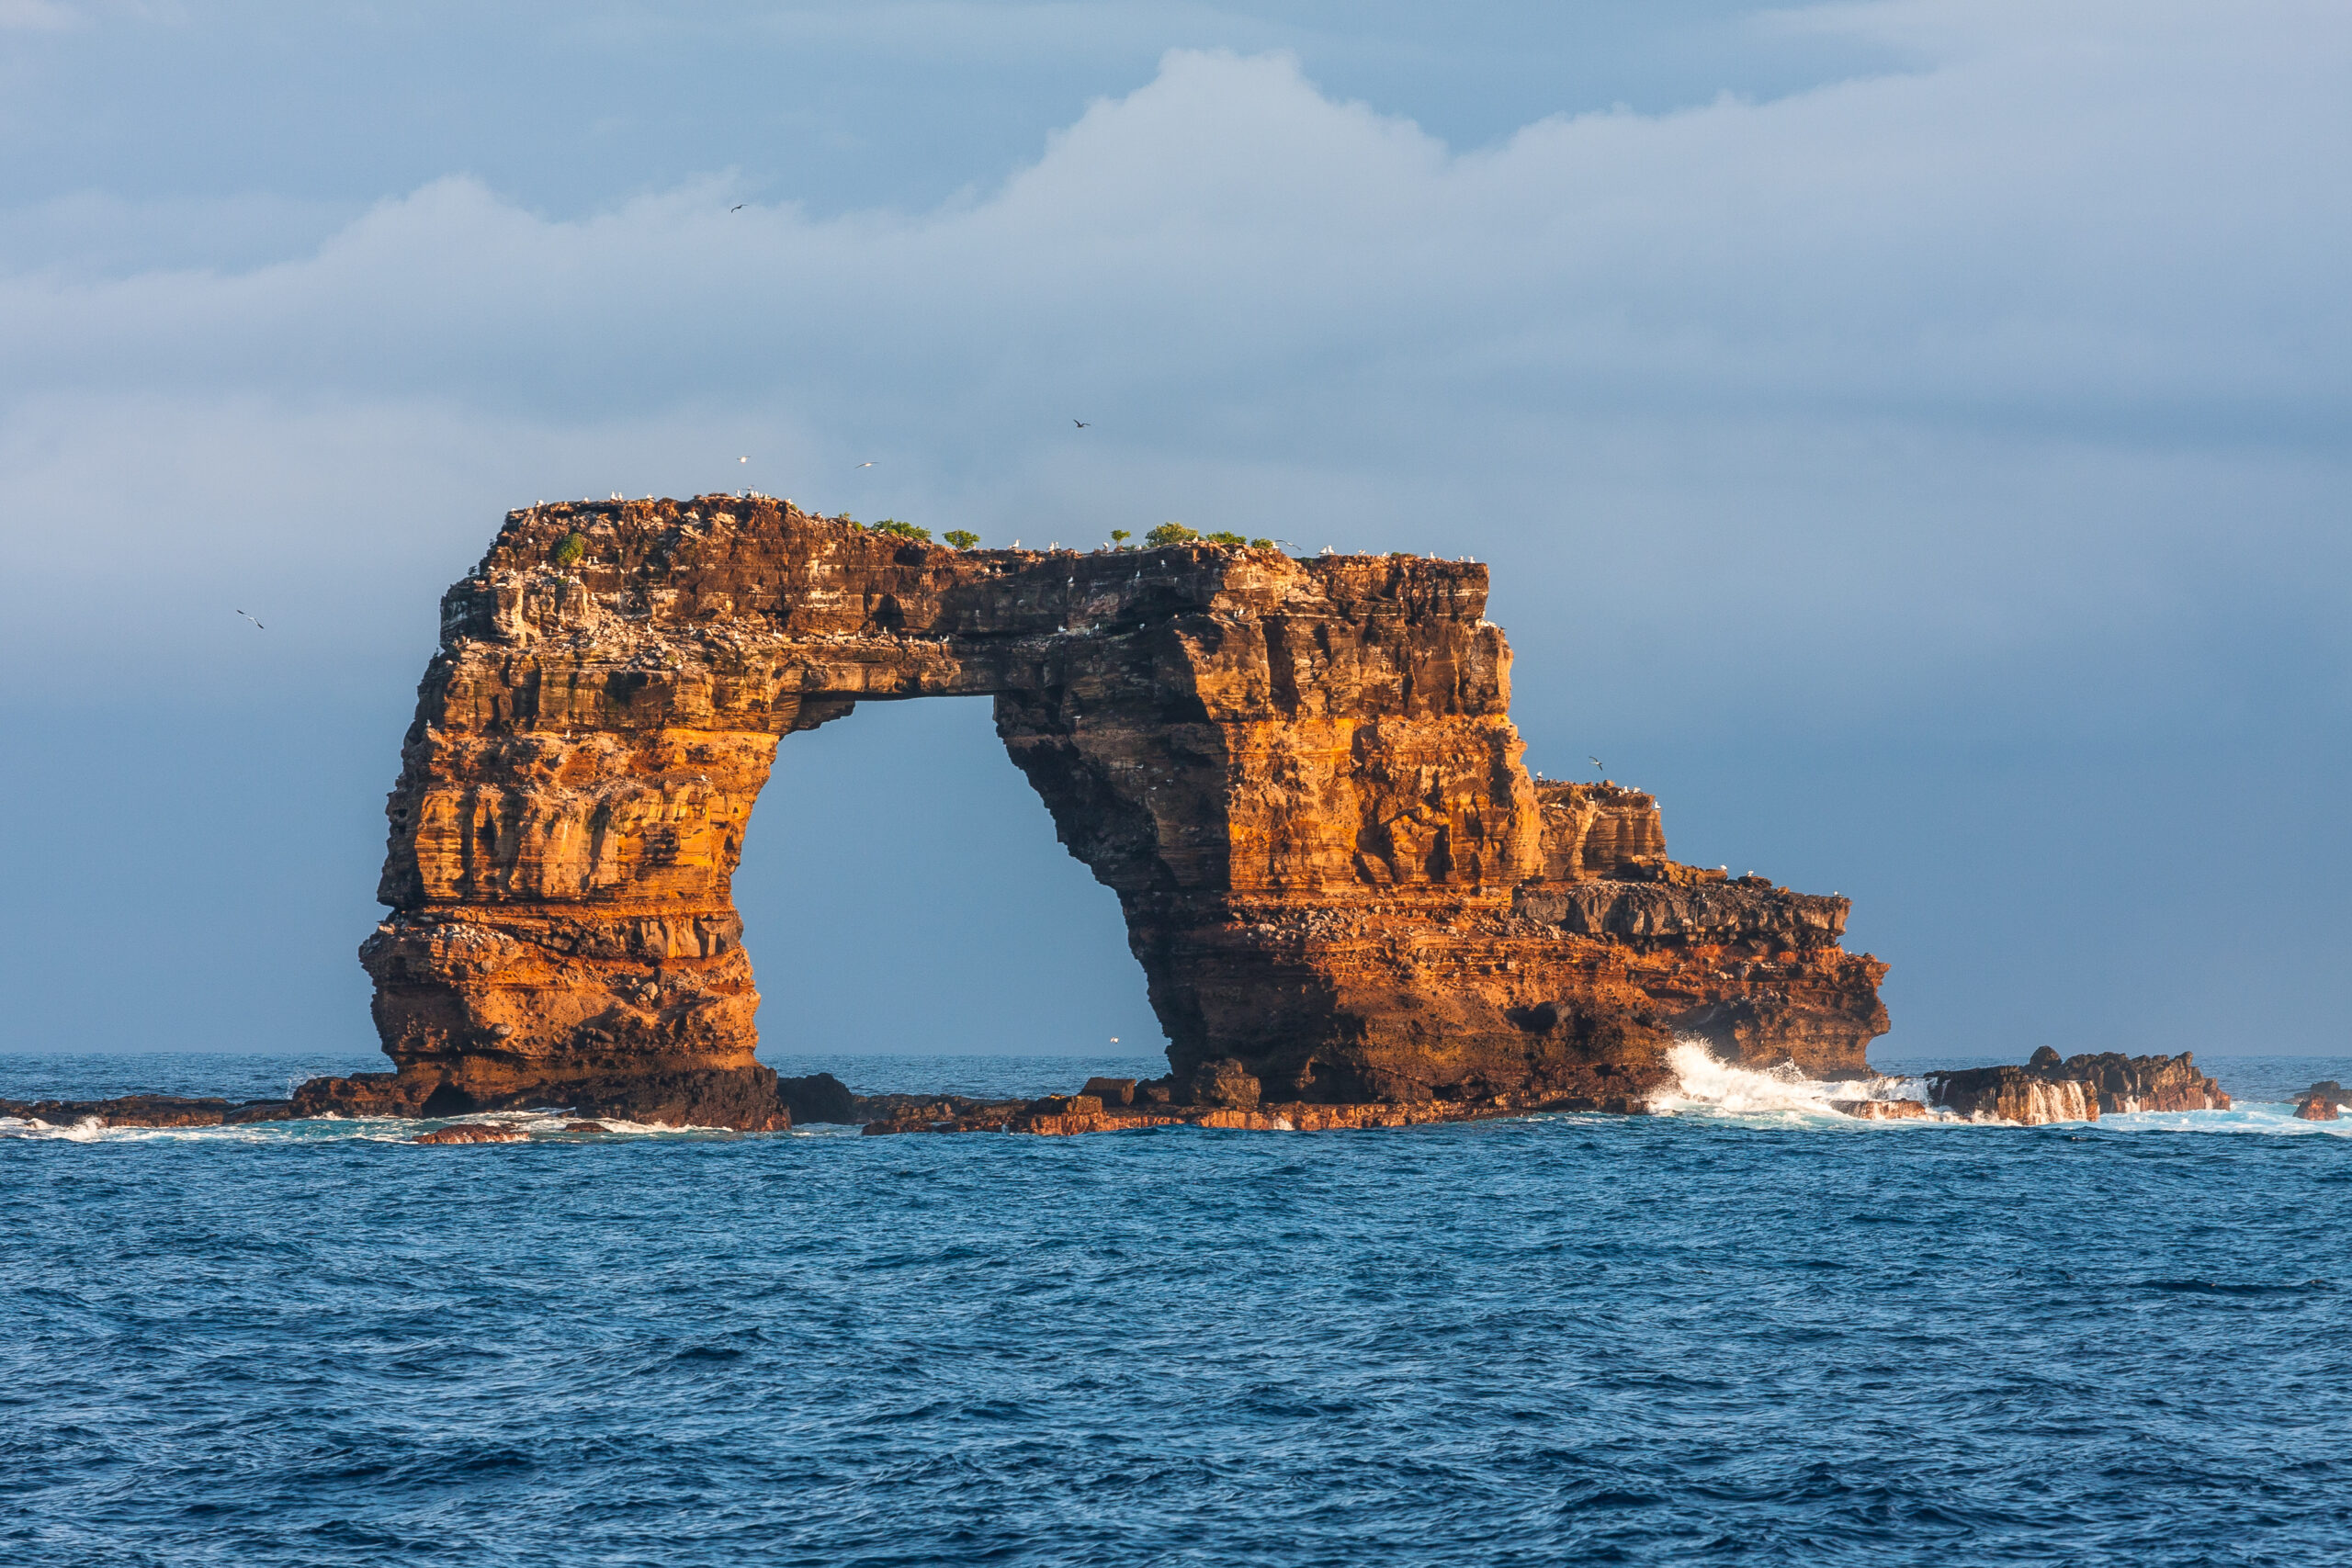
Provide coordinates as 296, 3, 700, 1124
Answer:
732, 694, 1156, 1062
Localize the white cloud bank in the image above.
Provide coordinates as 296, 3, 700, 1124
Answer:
5, 0, 2349, 1057
2, 0, 2346, 729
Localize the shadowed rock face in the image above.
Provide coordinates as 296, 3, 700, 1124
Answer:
1927, 1047, 2232, 1124
295, 497, 1890, 1127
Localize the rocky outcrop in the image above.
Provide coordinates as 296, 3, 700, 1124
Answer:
778, 1072, 856, 1125
2293, 1081, 2344, 1121
1830, 1100, 1928, 1121
1928, 1047, 2231, 1125
413, 1122, 529, 1145
0, 1094, 295, 1129
290, 496, 1890, 1128
292, 1063, 786, 1130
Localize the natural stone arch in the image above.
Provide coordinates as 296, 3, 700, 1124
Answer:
298, 497, 1887, 1128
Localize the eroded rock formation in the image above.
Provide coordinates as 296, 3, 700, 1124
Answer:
1927, 1047, 2231, 1125
292, 496, 1892, 1128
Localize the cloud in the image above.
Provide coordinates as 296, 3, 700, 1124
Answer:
2, 5, 2346, 723
4, 1, 2348, 1058
0, 0, 79, 32
7, 15, 2346, 419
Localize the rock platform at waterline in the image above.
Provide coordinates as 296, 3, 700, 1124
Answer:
1925, 1047, 2231, 1124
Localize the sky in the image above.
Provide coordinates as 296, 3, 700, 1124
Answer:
0, 0, 2346, 1066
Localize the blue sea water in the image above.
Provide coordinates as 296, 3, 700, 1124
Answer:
2, 1050, 2346, 1567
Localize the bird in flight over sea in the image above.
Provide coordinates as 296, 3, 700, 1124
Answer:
1073, 419, 1090, 428
730, 204, 743, 212
1589, 755, 1604, 774
854, 460, 876, 468
236, 609, 266, 630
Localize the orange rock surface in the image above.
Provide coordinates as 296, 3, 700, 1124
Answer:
293, 497, 1891, 1128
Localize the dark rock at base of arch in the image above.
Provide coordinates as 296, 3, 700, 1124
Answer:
291, 496, 1891, 1129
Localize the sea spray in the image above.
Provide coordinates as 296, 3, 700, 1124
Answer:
1648, 1040, 1930, 1122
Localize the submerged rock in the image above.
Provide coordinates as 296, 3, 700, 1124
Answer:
1831, 1100, 1928, 1120
413, 1122, 529, 1145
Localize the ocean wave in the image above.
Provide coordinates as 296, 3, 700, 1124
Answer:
1647, 1042, 1934, 1124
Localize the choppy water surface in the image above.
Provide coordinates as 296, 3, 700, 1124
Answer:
3, 1051, 2346, 1566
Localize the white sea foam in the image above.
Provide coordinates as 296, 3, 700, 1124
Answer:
1648, 1041, 1938, 1124
2098, 1104, 2351, 1136
1646, 1040, 2350, 1134
0, 1105, 724, 1144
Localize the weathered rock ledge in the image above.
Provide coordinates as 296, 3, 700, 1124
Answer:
0, 1094, 296, 1129
1927, 1048, 2230, 1125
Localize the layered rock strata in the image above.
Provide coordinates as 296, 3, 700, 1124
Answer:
291, 495, 1891, 1128
1927, 1047, 2231, 1125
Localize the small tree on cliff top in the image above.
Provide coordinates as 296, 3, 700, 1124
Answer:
1145, 522, 1198, 547
943, 529, 980, 550
873, 519, 933, 542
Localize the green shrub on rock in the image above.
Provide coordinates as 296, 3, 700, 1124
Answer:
942, 529, 980, 550
550, 532, 587, 569
1145, 522, 1199, 547
1204, 530, 1247, 547
873, 519, 933, 542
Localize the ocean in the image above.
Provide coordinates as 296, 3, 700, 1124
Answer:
3, 1049, 2346, 1566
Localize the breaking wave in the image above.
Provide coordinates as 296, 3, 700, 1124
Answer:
1646, 1041, 2349, 1134
1647, 1041, 1932, 1123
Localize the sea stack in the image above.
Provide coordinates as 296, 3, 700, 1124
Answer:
293, 499, 1890, 1128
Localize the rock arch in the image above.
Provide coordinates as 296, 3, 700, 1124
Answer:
297, 497, 1887, 1128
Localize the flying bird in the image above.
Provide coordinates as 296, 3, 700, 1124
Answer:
1589, 755, 1604, 774
1073, 419, 1090, 428
730, 204, 743, 212
854, 461, 876, 468
740, 456, 748, 463
236, 609, 265, 630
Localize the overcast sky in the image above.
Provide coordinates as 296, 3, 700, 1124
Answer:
2, 0, 2346, 1066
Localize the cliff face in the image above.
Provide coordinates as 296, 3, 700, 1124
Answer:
298, 497, 1890, 1127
